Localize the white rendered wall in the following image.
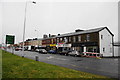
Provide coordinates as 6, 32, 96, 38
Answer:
114, 47, 119, 57
99, 28, 113, 57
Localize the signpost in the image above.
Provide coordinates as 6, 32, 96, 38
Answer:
6, 35, 15, 54
6, 35, 15, 44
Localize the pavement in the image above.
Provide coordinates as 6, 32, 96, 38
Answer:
6, 49, 119, 79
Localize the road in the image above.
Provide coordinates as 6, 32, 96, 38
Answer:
7, 49, 119, 78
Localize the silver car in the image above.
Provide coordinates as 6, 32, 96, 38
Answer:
39, 49, 47, 54
68, 50, 80, 57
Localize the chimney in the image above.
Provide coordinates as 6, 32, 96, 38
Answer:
58, 34, 60, 36
75, 29, 84, 32
49, 34, 51, 37
43, 34, 48, 38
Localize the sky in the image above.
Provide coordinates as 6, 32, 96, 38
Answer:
0, 0, 119, 44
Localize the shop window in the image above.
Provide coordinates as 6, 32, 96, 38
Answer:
94, 49, 97, 52
88, 48, 93, 52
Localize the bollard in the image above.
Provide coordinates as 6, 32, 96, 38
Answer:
22, 54, 24, 58
22, 55, 24, 58
35, 55, 39, 61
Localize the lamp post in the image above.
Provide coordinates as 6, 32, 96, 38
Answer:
35, 29, 40, 47
22, 1, 36, 52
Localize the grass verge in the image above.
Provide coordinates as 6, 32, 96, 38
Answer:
1, 50, 117, 80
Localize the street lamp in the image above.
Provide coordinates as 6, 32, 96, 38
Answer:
34, 29, 40, 47
22, 1, 36, 52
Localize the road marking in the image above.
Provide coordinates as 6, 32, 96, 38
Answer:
56, 58, 67, 60
46, 56, 54, 59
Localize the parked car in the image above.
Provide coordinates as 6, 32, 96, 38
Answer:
68, 50, 81, 57
15, 47, 22, 51
35, 48, 40, 52
48, 50, 56, 54
39, 49, 47, 54
58, 50, 71, 55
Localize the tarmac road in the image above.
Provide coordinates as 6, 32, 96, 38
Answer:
7, 49, 119, 79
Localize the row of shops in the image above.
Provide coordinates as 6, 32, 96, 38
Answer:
12, 27, 118, 57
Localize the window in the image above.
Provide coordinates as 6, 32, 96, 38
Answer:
78, 35, 81, 42
69, 37, 71, 42
57, 38, 59, 43
101, 35, 103, 39
64, 37, 68, 43
86, 34, 90, 41
60, 38, 63, 42
103, 47, 105, 53
73, 36, 76, 42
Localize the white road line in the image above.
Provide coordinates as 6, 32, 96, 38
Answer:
46, 56, 54, 59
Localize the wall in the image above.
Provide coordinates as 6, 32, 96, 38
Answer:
99, 28, 113, 57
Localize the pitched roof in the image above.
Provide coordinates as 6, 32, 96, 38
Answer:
56, 27, 114, 37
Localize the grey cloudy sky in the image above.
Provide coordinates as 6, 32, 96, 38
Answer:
1, 0, 119, 44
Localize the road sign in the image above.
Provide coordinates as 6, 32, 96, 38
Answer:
6, 35, 15, 44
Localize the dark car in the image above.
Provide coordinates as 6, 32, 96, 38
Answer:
58, 50, 71, 55
48, 50, 56, 54
39, 49, 47, 54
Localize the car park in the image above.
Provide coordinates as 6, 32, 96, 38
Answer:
68, 50, 81, 57
39, 49, 47, 54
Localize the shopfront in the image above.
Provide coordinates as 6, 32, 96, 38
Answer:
56, 43, 72, 52
72, 42, 99, 53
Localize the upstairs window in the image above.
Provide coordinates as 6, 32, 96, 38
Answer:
101, 35, 103, 40
73, 36, 76, 42
64, 37, 68, 43
78, 35, 81, 42
69, 37, 71, 42
60, 38, 63, 42
86, 34, 90, 41
57, 38, 59, 43
103, 47, 105, 53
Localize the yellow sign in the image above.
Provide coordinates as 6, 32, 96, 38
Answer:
50, 44, 56, 47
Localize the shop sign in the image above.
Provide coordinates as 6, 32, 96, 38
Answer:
56, 43, 71, 47
50, 44, 56, 47
6, 35, 15, 44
